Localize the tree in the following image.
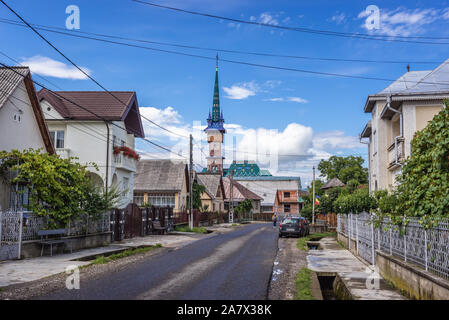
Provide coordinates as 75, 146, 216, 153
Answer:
0, 149, 119, 227
334, 187, 375, 214
394, 101, 449, 226
318, 156, 368, 185
187, 181, 206, 210
234, 199, 253, 214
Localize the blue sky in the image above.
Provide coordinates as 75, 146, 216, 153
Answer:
2, 0, 449, 186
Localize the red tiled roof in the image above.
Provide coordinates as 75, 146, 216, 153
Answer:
37, 89, 144, 137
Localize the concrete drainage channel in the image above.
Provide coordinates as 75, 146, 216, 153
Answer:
305, 240, 350, 300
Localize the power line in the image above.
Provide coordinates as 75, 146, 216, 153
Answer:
0, 2, 198, 159
2, 12, 448, 86
132, 0, 449, 45
0, 17, 440, 65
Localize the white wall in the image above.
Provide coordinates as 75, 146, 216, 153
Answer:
0, 83, 46, 152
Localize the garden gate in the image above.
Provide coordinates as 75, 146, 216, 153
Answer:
0, 211, 23, 260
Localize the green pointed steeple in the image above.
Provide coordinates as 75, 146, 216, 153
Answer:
212, 55, 220, 122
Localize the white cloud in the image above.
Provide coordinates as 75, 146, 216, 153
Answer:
330, 12, 346, 24
313, 131, 362, 150
223, 81, 258, 100
358, 7, 444, 36
264, 96, 308, 103
136, 106, 364, 177
287, 97, 308, 103
259, 13, 279, 25
139, 106, 190, 141
21, 55, 91, 80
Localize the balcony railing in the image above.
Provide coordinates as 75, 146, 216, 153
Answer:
113, 152, 137, 172
387, 137, 405, 169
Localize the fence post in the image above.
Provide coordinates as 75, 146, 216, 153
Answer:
378, 226, 381, 250
403, 221, 407, 263
424, 229, 428, 271
389, 226, 392, 255
348, 214, 351, 250
371, 214, 375, 266
0, 211, 3, 246
355, 215, 359, 255
18, 211, 23, 260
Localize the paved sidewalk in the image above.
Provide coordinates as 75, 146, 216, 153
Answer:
307, 237, 405, 300
0, 233, 201, 288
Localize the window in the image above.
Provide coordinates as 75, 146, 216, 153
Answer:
134, 193, 144, 206
49, 130, 65, 148
148, 193, 176, 208
283, 192, 290, 198
284, 204, 291, 213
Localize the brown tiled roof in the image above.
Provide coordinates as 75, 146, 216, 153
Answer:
37, 89, 144, 137
223, 177, 263, 201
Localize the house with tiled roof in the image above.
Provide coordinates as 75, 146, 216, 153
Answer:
196, 173, 225, 213
37, 89, 144, 208
223, 177, 263, 214
274, 190, 305, 217
361, 59, 449, 192
0, 67, 54, 211
133, 159, 189, 213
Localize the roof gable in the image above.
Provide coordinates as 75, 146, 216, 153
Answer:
37, 89, 144, 137
0, 67, 54, 154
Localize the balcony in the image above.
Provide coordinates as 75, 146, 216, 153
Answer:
113, 146, 138, 172
387, 138, 405, 170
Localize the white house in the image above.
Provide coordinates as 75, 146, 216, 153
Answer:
37, 89, 144, 208
361, 59, 449, 192
0, 66, 54, 210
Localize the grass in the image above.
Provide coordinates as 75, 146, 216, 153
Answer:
337, 240, 346, 249
232, 223, 239, 227
175, 225, 208, 234
89, 244, 162, 266
297, 232, 337, 251
295, 267, 315, 300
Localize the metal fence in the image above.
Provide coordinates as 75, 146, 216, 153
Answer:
337, 212, 449, 281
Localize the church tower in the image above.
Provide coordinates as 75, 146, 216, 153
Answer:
204, 56, 225, 173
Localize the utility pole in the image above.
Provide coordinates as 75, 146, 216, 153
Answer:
229, 169, 234, 224
189, 134, 194, 229
312, 166, 316, 225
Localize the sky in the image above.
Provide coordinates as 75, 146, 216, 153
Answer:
2, 0, 449, 187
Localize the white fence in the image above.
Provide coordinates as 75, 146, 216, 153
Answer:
1, 210, 111, 260
337, 212, 449, 281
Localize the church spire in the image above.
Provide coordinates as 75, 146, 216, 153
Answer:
212, 54, 220, 122
205, 56, 225, 133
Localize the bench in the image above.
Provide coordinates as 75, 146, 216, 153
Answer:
38, 229, 73, 257
152, 220, 167, 235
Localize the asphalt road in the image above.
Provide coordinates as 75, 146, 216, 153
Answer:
38, 223, 278, 300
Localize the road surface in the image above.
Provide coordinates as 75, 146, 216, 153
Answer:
38, 223, 278, 300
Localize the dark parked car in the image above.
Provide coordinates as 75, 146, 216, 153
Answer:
279, 216, 308, 237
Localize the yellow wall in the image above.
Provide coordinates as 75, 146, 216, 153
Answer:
416, 105, 443, 131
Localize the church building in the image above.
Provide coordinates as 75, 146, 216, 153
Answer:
204, 58, 226, 173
